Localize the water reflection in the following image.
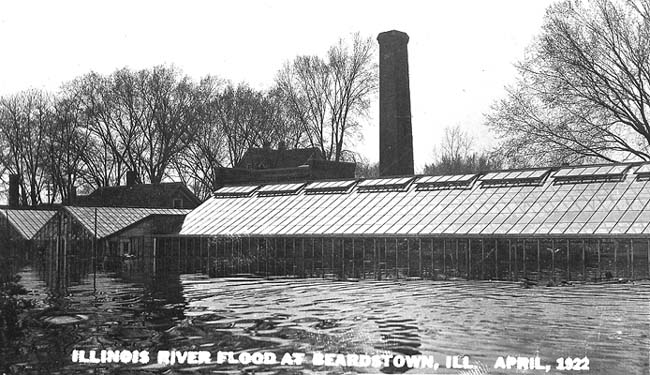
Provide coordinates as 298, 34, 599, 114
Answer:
1, 259, 649, 374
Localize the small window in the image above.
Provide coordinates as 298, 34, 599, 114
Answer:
173, 198, 183, 208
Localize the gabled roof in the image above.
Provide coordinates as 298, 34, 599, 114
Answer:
75, 182, 201, 209
0, 209, 56, 240
181, 162, 650, 238
65, 206, 191, 239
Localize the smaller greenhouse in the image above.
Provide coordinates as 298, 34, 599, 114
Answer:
33, 206, 190, 288
0, 209, 56, 275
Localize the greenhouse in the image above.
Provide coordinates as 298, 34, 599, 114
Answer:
157, 162, 650, 281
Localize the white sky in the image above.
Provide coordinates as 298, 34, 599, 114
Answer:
0, 0, 556, 172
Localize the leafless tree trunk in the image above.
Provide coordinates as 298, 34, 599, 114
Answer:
275, 33, 378, 162
0, 90, 52, 205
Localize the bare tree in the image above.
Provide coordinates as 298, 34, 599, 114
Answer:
0, 90, 52, 205
215, 83, 284, 167
423, 126, 501, 175
129, 66, 210, 184
275, 33, 378, 161
71, 72, 128, 187
173, 76, 227, 199
69, 66, 211, 187
46, 89, 92, 204
488, 0, 650, 166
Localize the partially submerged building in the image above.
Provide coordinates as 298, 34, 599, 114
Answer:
34, 206, 190, 256
171, 162, 650, 281
0, 209, 56, 274
33, 206, 191, 287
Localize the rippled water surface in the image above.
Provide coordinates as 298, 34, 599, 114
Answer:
2, 266, 649, 374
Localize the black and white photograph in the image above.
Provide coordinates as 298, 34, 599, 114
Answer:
0, 1, 649, 374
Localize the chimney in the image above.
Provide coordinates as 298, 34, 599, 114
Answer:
8, 174, 19, 207
377, 30, 414, 177
68, 186, 77, 205
126, 171, 137, 187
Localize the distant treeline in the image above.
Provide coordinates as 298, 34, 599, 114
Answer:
0, 33, 378, 203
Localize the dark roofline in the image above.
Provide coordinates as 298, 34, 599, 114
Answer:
0, 205, 59, 211
78, 181, 201, 207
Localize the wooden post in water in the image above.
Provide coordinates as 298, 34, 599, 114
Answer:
330, 237, 336, 276
582, 239, 586, 281
406, 238, 411, 278
395, 238, 399, 280
551, 239, 555, 281
331, 239, 335, 278
231, 238, 236, 275
301, 238, 305, 278
443, 239, 447, 277
481, 238, 485, 280
321, 238, 325, 279
292, 238, 296, 276
614, 240, 618, 277
352, 239, 355, 278
177, 238, 181, 273
597, 239, 601, 278
341, 238, 345, 279
467, 239, 471, 279
152, 238, 157, 276
265, 238, 269, 277
362, 239, 366, 279
494, 239, 498, 280
537, 239, 541, 280
566, 239, 570, 281
312, 238, 316, 277
508, 239, 512, 281
281, 238, 286, 276
522, 239, 526, 278
256, 238, 261, 277
248, 237, 252, 274
382, 238, 386, 279
430, 238, 434, 280
418, 238, 422, 279
630, 239, 634, 280
455, 239, 459, 278
373, 239, 378, 280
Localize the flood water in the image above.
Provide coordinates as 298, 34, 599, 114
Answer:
1, 263, 649, 375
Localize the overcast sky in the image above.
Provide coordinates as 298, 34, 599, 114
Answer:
0, 0, 556, 172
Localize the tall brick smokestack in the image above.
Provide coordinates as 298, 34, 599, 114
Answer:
377, 30, 414, 177
8, 174, 19, 207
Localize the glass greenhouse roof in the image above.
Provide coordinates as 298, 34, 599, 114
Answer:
415, 174, 476, 190
257, 183, 305, 196
214, 185, 258, 197
305, 180, 357, 193
180, 163, 650, 238
553, 165, 630, 181
636, 164, 650, 175
1, 209, 56, 240
357, 177, 414, 192
64, 207, 191, 239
